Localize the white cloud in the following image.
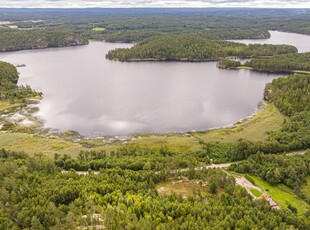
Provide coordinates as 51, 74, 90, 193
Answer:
0, 0, 309, 8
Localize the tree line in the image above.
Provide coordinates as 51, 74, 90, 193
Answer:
106, 34, 297, 61
264, 74, 310, 116
230, 152, 310, 191
54, 145, 208, 172
245, 53, 310, 73
0, 29, 88, 52
219, 53, 310, 73
102, 28, 270, 43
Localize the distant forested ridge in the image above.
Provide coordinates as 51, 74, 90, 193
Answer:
0, 61, 38, 100
106, 34, 297, 61
103, 29, 270, 43
0, 30, 88, 51
245, 53, 310, 73
1, 8, 310, 44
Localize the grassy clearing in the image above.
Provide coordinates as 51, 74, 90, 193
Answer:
194, 103, 285, 143
157, 178, 212, 197
0, 132, 84, 158
77, 134, 202, 154
236, 66, 253, 70
0, 131, 124, 158
251, 176, 310, 215
92, 27, 105, 31
250, 188, 263, 197
0, 130, 200, 158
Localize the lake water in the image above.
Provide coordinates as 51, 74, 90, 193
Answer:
0, 31, 308, 136
231, 31, 310, 53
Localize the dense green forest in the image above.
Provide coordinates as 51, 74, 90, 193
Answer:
1, 149, 310, 229
244, 53, 310, 73
0, 8, 309, 51
264, 74, 310, 116
103, 28, 270, 43
270, 111, 310, 150
0, 62, 19, 91
264, 75, 310, 152
55, 145, 206, 171
106, 34, 297, 61
1, 8, 310, 42
217, 59, 242, 69
0, 61, 38, 101
219, 52, 310, 73
0, 30, 88, 52
230, 153, 310, 190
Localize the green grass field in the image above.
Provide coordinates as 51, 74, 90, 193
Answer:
251, 176, 310, 215
92, 27, 105, 31
236, 66, 253, 70
194, 103, 285, 143
0, 132, 84, 157
250, 188, 263, 197
0, 131, 201, 158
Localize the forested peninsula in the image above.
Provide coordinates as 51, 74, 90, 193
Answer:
106, 34, 297, 61
218, 52, 310, 73
0, 61, 38, 100
0, 30, 88, 52
245, 53, 310, 73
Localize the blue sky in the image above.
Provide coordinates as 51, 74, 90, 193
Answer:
0, 0, 309, 8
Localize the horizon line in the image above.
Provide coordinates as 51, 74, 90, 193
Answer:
1, 7, 310, 9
